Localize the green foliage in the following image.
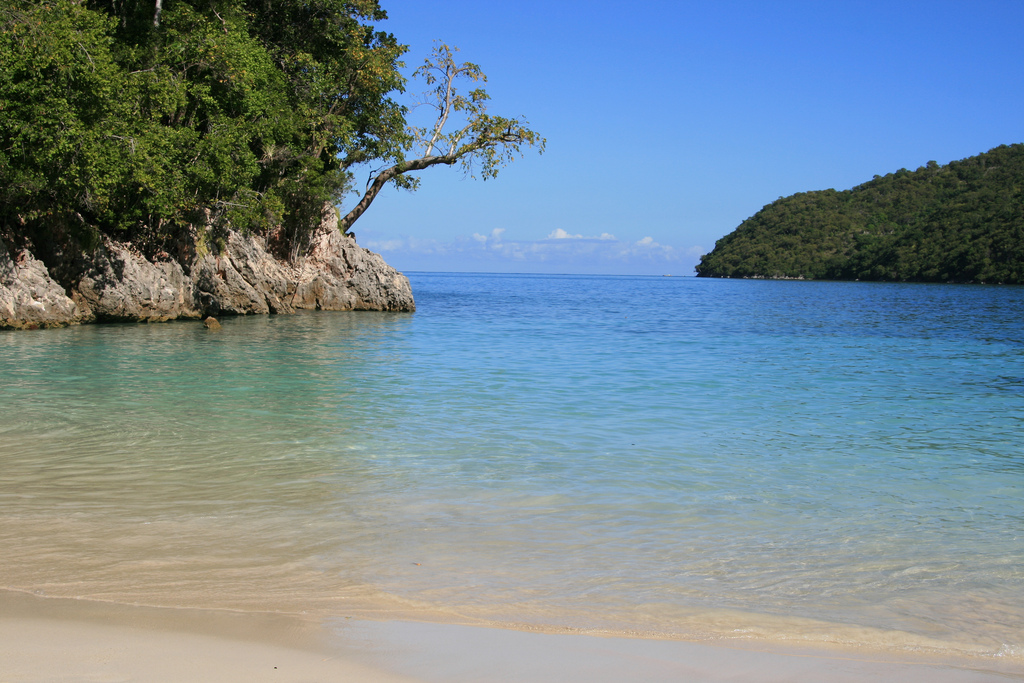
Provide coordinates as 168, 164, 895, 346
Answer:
0, 0, 407, 259
0, 1, 120, 249
409, 43, 545, 180
695, 144, 1024, 284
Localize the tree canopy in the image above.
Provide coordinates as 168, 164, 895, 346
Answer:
0, 0, 542, 263
695, 144, 1024, 284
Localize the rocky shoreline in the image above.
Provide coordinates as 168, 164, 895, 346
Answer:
1, 219, 414, 330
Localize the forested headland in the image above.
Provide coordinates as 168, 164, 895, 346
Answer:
695, 144, 1024, 284
0, 0, 540, 268
1, 1, 542, 328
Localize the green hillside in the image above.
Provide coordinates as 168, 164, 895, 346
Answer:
695, 144, 1024, 283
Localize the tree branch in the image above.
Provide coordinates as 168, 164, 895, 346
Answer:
339, 155, 457, 233
336, 42, 544, 236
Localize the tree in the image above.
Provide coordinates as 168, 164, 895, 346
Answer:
338, 42, 545, 234
1, 0, 408, 258
1, 5, 542, 266
0, 1, 124, 252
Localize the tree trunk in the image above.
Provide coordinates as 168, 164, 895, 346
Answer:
338, 155, 456, 234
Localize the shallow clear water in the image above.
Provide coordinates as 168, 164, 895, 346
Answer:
2, 274, 1023, 659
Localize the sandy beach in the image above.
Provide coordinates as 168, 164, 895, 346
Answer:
4, 283, 1024, 682
2, 591, 1021, 683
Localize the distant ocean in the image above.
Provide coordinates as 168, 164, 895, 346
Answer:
2, 273, 1022, 662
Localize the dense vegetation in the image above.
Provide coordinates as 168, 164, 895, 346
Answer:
0, 0, 540, 266
695, 144, 1024, 284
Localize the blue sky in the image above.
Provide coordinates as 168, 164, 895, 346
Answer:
347, 0, 1024, 275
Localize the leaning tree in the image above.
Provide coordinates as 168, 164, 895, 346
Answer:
338, 42, 545, 235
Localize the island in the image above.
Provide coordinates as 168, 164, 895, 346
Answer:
696, 143, 1024, 284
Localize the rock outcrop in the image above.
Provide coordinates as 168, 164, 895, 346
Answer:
1, 222, 414, 330
74, 240, 201, 323
0, 241, 89, 329
293, 227, 416, 312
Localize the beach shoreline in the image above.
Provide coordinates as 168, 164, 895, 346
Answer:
4, 277, 1024, 681
3, 590, 1021, 682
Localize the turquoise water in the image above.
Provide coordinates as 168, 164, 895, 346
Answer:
2, 274, 1023, 660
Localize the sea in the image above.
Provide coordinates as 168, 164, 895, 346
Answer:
1, 273, 1022, 663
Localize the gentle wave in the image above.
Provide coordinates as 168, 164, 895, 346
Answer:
1, 275, 1023, 663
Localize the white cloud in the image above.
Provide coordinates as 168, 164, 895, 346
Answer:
363, 229, 705, 275
473, 227, 506, 243
615, 236, 687, 260
368, 239, 409, 252
547, 228, 617, 241
548, 228, 582, 239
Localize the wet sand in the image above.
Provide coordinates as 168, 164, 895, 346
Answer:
2, 591, 1021, 682
8, 589, 1024, 679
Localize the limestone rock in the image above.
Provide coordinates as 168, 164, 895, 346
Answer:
74, 239, 201, 322
2, 223, 413, 330
0, 241, 89, 329
220, 231, 295, 314
203, 316, 222, 330
293, 229, 415, 312
192, 252, 270, 317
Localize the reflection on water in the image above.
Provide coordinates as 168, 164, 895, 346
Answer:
1, 278, 1023, 663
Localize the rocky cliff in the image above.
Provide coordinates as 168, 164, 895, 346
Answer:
1, 221, 414, 330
